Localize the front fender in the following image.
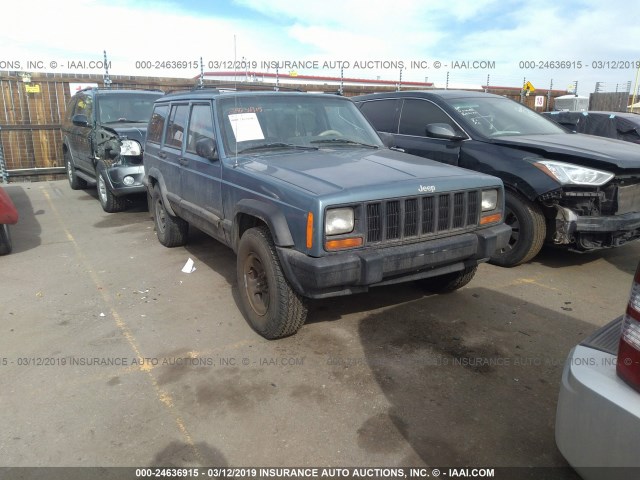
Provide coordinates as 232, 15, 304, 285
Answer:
233, 199, 295, 248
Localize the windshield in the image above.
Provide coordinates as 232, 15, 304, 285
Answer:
446, 96, 567, 137
217, 94, 383, 155
97, 93, 161, 123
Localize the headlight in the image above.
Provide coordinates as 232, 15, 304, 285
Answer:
534, 160, 614, 186
325, 208, 354, 235
120, 139, 142, 156
481, 189, 498, 211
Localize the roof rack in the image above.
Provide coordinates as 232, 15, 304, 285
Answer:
75, 86, 164, 94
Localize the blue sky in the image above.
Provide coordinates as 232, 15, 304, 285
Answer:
1, 0, 638, 95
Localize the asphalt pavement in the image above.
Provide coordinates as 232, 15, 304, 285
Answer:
1, 180, 638, 476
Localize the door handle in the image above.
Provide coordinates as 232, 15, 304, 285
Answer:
179, 158, 189, 166
158, 151, 167, 159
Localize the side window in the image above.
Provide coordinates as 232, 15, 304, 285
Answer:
186, 104, 215, 154
65, 97, 78, 122
147, 105, 169, 144
73, 94, 93, 121
358, 99, 400, 133
399, 99, 462, 137
166, 104, 189, 149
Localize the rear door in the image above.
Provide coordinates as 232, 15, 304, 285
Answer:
179, 102, 225, 242
67, 92, 95, 173
149, 103, 187, 209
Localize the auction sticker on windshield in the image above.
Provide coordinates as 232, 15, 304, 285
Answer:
228, 112, 265, 142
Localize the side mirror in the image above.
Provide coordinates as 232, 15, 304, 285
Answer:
425, 123, 465, 141
72, 114, 89, 127
195, 137, 218, 161
378, 132, 396, 148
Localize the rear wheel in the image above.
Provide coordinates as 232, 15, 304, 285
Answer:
65, 150, 87, 190
489, 191, 546, 267
0, 224, 12, 255
419, 265, 478, 293
152, 184, 188, 247
237, 226, 307, 339
97, 170, 127, 213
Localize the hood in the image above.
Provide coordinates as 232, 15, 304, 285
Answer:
491, 134, 640, 171
234, 147, 499, 196
101, 123, 148, 144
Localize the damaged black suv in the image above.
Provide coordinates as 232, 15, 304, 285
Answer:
355, 91, 640, 266
62, 88, 163, 212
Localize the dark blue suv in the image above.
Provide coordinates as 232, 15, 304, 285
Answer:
143, 89, 510, 339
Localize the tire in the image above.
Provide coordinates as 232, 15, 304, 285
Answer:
96, 170, 127, 213
64, 149, 87, 190
419, 265, 478, 293
489, 191, 546, 267
0, 224, 12, 255
152, 184, 188, 247
237, 226, 307, 339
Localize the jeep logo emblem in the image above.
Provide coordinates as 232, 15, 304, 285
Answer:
419, 185, 436, 193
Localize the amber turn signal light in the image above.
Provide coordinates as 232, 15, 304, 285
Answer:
325, 237, 363, 250
480, 213, 502, 225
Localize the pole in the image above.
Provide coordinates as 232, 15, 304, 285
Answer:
103, 50, 112, 88
547, 79, 553, 111
631, 63, 640, 112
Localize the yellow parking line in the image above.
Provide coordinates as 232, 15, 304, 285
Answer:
41, 186, 205, 465
511, 277, 562, 292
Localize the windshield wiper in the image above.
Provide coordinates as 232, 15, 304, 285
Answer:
237, 142, 319, 153
103, 118, 146, 124
310, 138, 379, 148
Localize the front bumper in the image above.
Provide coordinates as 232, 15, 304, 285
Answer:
277, 223, 511, 298
556, 321, 640, 477
103, 163, 146, 196
554, 206, 640, 247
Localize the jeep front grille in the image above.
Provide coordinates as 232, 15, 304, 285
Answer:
366, 190, 480, 244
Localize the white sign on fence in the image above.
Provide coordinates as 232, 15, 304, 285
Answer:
534, 95, 545, 108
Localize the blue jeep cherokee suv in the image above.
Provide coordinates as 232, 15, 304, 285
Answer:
143, 89, 511, 339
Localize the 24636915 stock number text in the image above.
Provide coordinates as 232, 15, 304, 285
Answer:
519, 60, 640, 69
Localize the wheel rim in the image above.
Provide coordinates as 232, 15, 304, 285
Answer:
500, 206, 520, 253
243, 252, 269, 316
66, 158, 73, 183
155, 198, 166, 233
97, 175, 108, 205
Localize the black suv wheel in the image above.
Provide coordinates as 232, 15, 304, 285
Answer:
96, 169, 127, 213
237, 226, 307, 339
489, 192, 545, 267
64, 149, 87, 190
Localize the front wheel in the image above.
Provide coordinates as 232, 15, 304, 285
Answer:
0, 224, 12, 255
418, 265, 478, 293
237, 226, 307, 339
97, 170, 127, 213
489, 192, 546, 267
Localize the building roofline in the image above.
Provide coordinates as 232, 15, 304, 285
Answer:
196, 71, 434, 87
